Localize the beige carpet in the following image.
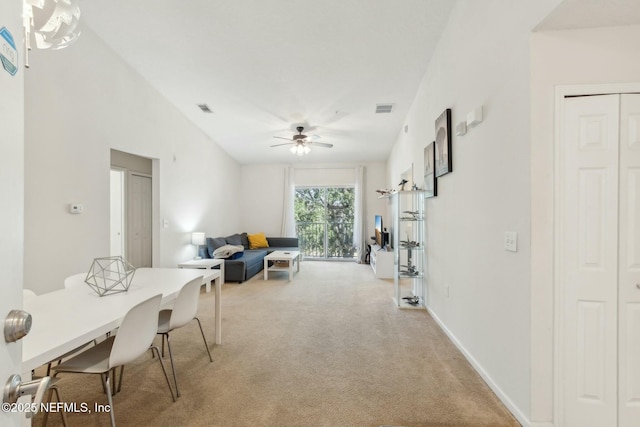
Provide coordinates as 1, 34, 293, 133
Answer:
34, 261, 519, 427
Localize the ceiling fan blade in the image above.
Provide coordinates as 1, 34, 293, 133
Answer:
311, 142, 333, 148
273, 136, 293, 141
270, 142, 295, 147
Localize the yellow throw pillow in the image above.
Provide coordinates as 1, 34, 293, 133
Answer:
248, 232, 269, 249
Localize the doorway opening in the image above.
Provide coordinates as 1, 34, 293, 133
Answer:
110, 149, 153, 268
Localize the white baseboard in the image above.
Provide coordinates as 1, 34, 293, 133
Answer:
426, 307, 541, 427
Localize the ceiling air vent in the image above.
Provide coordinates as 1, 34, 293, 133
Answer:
375, 103, 394, 114
197, 103, 213, 113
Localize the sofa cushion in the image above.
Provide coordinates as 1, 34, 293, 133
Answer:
248, 232, 269, 249
242, 249, 268, 268
266, 237, 299, 248
240, 232, 250, 250
207, 237, 227, 258
225, 233, 243, 246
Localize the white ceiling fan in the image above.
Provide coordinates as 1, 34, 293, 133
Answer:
271, 126, 333, 156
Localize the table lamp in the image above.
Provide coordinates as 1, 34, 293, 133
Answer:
191, 232, 205, 259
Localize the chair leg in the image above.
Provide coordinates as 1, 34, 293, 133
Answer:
100, 373, 117, 427
41, 387, 54, 427
111, 368, 117, 396
194, 317, 213, 362
163, 333, 180, 397
47, 385, 67, 427
150, 346, 176, 402
116, 365, 124, 393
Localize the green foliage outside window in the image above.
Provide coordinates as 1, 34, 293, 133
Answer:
295, 187, 356, 259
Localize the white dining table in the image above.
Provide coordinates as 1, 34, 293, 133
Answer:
22, 268, 221, 372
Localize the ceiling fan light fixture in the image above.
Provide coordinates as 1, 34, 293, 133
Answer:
291, 143, 309, 156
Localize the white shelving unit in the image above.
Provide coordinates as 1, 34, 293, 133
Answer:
391, 190, 426, 309
370, 243, 393, 279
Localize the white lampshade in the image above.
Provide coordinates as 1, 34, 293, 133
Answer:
191, 232, 205, 246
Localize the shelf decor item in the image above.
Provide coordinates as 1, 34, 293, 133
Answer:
435, 108, 452, 177
85, 256, 136, 297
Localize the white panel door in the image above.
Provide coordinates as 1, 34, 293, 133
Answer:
127, 173, 152, 268
619, 94, 640, 426
562, 94, 620, 427
0, 2, 25, 425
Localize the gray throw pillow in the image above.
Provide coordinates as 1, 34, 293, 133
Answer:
225, 233, 243, 246
207, 237, 227, 258
240, 232, 250, 250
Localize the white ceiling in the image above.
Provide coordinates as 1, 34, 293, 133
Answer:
79, 0, 457, 165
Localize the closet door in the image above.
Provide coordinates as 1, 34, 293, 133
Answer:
619, 94, 640, 426
562, 94, 619, 427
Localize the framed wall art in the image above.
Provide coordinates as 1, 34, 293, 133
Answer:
435, 108, 452, 177
424, 141, 437, 198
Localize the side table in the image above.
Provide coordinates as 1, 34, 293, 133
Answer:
178, 258, 225, 291
179, 258, 225, 345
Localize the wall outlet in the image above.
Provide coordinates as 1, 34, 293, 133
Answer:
69, 204, 83, 214
504, 231, 517, 252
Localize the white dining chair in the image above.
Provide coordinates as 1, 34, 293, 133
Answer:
157, 276, 212, 397
23, 288, 37, 298
53, 294, 175, 427
63, 273, 86, 289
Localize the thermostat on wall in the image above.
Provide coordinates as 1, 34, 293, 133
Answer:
69, 204, 83, 214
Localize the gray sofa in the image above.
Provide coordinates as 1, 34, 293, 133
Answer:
201, 233, 299, 283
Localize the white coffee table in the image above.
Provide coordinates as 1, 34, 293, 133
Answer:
264, 250, 300, 281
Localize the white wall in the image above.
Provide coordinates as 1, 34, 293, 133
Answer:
0, 2, 25, 425
530, 25, 640, 424
240, 162, 388, 241
386, 1, 562, 424
24, 26, 242, 294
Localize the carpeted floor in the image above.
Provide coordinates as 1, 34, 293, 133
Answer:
34, 261, 519, 427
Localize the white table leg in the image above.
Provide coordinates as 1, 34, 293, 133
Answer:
296, 255, 300, 272
264, 258, 268, 280
215, 275, 222, 344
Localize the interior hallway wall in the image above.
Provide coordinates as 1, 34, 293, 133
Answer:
530, 24, 640, 424
24, 26, 242, 294
386, 1, 562, 424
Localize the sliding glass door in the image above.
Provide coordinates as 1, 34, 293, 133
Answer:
294, 186, 356, 260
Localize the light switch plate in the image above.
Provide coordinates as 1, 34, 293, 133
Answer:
504, 231, 517, 252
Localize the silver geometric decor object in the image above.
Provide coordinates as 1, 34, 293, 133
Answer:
85, 256, 136, 297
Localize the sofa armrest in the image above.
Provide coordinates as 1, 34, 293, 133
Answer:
266, 237, 299, 248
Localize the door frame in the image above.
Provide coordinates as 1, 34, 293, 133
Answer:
553, 83, 640, 425
110, 167, 126, 257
